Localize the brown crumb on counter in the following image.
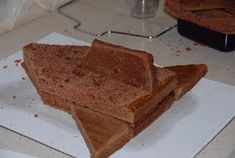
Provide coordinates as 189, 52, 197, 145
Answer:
13, 96, 16, 99
176, 50, 181, 53
226, 68, 230, 71
3, 66, 8, 69
21, 77, 26, 80
186, 47, 192, 51
34, 114, 38, 118
14, 59, 22, 64
15, 59, 22, 66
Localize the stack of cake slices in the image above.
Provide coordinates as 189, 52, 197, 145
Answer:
22, 39, 207, 158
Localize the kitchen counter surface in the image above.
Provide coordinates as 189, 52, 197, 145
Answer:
0, 0, 234, 158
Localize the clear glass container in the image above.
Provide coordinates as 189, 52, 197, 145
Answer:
128, 0, 158, 19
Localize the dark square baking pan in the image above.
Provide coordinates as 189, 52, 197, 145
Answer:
177, 19, 235, 52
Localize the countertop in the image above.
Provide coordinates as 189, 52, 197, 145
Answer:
0, 0, 234, 158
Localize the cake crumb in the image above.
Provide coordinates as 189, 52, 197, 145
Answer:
13, 96, 16, 99
3, 66, 8, 69
142, 143, 145, 146
176, 50, 181, 53
226, 68, 230, 71
65, 78, 70, 83
176, 54, 180, 56
34, 114, 38, 118
21, 77, 26, 80
186, 47, 192, 51
14, 59, 22, 66
14, 59, 22, 64
32, 98, 35, 101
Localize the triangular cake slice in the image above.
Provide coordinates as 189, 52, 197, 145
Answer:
131, 92, 175, 137
71, 105, 130, 158
82, 39, 155, 92
165, 64, 208, 100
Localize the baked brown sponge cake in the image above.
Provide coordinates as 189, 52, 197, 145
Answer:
181, 0, 235, 11
71, 105, 130, 158
82, 39, 155, 92
23, 43, 90, 112
165, 0, 235, 34
166, 64, 208, 100
22, 40, 207, 158
23, 42, 176, 124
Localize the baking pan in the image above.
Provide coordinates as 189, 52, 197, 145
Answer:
177, 19, 235, 52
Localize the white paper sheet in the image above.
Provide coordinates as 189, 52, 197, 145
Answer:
0, 32, 234, 158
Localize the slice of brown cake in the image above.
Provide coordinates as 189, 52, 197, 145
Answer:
165, 64, 208, 100
82, 39, 155, 92
22, 43, 90, 113
130, 92, 175, 137
71, 105, 130, 158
